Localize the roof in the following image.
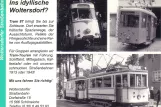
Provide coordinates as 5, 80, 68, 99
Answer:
89, 65, 148, 78
70, 2, 94, 8
120, 8, 157, 18
67, 76, 87, 82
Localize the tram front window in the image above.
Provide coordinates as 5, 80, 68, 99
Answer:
121, 13, 139, 27
130, 74, 135, 87
77, 80, 85, 90
71, 8, 96, 21
90, 79, 95, 88
130, 74, 147, 87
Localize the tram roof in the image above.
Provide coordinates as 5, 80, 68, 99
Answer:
67, 76, 87, 82
89, 65, 148, 78
120, 8, 157, 18
70, 2, 94, 9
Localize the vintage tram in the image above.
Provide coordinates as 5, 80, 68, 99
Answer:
65, 2, 101, 48
64, 65, 149, 107
118, 7, 157, 46
88, 65, 148, 107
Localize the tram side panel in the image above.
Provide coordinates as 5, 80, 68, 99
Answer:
126, 88, 149, 104
66, 89, 76, 99
88, 88, 115, 101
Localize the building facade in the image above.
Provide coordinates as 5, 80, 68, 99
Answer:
140, 54, 161, 93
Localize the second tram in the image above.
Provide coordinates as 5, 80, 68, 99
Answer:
118, 8, 157, 46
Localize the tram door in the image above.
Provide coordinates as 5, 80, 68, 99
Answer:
147, 15, 151, 41
76, 80, 85, 100
115, 75, 122, 102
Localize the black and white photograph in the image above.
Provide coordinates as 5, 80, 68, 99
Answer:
57, 0, 107, 51
110, 0, 161, 51
57, 54, 161, 107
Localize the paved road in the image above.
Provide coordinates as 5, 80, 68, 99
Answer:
57, 99, 91, 107
57, 99, 161, 107
110, 36, 161, 52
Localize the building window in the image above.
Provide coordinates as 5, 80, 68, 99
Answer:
153, 71, 161, 82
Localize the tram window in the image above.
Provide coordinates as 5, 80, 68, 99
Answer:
79, 8, 93, 19
71, 82, 74, 89
154, 18, 157, 27
142, 75, 147, 87
90, 79, 96, 88
123, 74, 128, 87
103, 76, 111, 87
130, 74, 135, 87
122, 14, 139, 27
71, 9, 78, 20
77, 80, 84, 90
142, 13, 147, 28
91, 9, 96, 19
116, 75, 121, 87
96, 78, 102, 87
71, 8, 96, 20
152, 17, 154, 27
136, 74, 141, 87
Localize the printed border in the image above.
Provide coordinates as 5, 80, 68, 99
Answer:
0, 0, 6, 106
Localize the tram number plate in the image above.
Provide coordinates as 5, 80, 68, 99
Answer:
121, 11, 135, 15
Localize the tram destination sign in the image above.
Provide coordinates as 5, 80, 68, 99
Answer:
121, 11, 138, 15
77, 4, 90, 8
128, 65, 146, 71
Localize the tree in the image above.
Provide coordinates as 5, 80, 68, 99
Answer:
72, 54, 83, 77
125, 54, 139, 65
57, 54, 73, 80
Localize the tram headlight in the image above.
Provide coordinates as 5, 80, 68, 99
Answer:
137, 95, 141, 100
84, 28, 91, 34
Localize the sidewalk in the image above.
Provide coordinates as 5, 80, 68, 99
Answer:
149, 101, 161, 107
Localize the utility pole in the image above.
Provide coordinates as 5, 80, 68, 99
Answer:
91, 54, 93, 73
